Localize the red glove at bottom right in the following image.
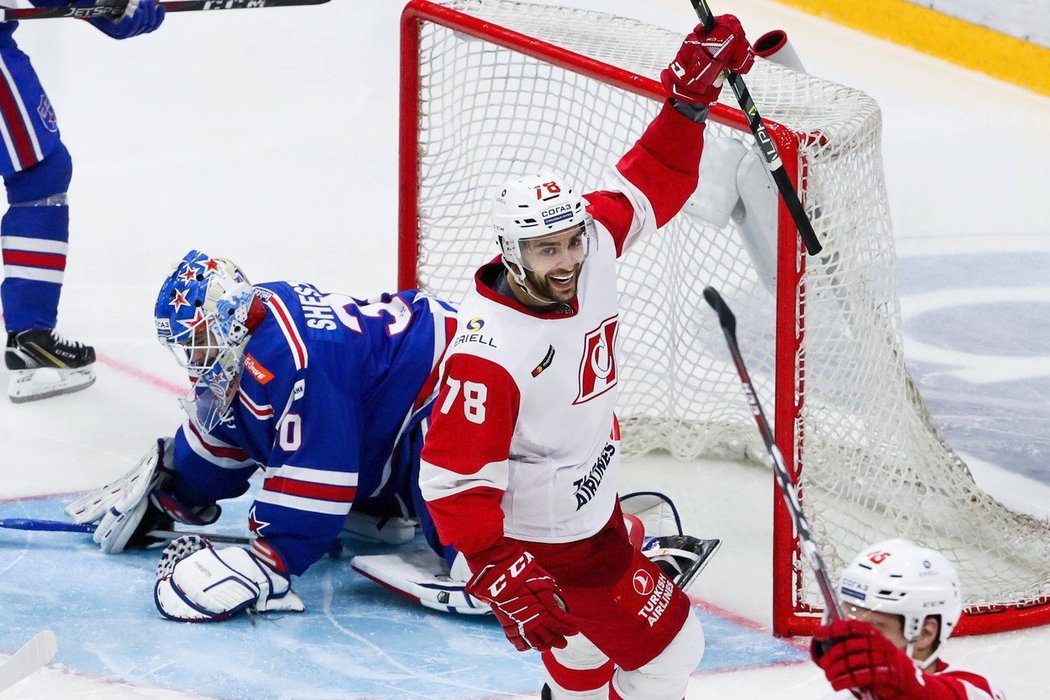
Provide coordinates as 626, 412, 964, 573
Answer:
812, 619, 946, 700
467, 549, 578, 652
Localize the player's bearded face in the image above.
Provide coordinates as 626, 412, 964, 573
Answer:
520, 225, 587, 302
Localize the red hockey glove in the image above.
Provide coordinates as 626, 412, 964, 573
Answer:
467, 550, 578, 652
812, 620, 937, 699
661, 14, 755, 105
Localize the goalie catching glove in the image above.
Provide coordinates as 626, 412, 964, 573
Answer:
661, 14, 755, 106
64, 438, 220, 553
154, 535, 304, 622
466, 549, 578, 652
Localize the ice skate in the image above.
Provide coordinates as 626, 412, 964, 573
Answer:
6, 329, 96, 403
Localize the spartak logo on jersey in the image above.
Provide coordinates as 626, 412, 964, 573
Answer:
574, 315, 618, 404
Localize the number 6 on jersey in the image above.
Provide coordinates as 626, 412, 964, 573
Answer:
440, 376, 488, 424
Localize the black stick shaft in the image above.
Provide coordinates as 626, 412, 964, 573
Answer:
0, 0, 329, 21
0, 517, 250, 545
689, 0, 822, 256
702, 287, 842, 620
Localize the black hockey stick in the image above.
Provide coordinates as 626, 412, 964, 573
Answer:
702, 287, 841, 615
689, 0, 822, 256
0, 0, 329, 22
0, 517, 251, 545
704, 287, 877, 699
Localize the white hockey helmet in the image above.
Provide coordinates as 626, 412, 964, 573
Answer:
839, 538, 962, 662
491, 171, 596, 285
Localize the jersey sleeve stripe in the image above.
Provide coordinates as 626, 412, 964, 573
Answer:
274, 464, 359, 487
237, 389, 274, 420
419, 457, 510, 501
263, 476, 357, 503
265, 295, 308, 370
254, 489, 355, 516
184, 420, 252, 467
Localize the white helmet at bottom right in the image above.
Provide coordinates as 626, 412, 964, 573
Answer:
839, 538, 962, 659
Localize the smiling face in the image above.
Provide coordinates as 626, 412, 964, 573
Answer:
515, 223, 588, 303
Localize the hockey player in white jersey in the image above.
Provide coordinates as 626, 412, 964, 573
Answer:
419, 15, 755, 700
812, 539, 1005, 699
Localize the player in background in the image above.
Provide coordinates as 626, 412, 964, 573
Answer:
2, 1, 165, 402
66, 249, 460, 621
812, 539, 1005, 700
418, 16, 754, 700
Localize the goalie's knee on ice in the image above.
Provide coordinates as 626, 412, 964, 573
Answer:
4, 141, 72, 204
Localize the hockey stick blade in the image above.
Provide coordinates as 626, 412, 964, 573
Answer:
702, 286, 736, 337
0, 630, 57, 693
688, 0, 822, 256
0, 0, 330, 22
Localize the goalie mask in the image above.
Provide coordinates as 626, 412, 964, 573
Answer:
838, 538, 962, 665
491, 171, 597, 298
155, 250, 255, 432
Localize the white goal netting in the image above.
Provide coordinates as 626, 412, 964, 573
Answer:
403, 0, 1050, 630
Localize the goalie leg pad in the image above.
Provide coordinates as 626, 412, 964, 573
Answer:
642, 536, 722, 594
350, 550, 488, 615
340, 509, 416, 545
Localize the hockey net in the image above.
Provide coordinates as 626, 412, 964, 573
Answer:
399, 0, 1050, 635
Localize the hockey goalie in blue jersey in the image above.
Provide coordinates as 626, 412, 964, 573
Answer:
65, 250, 474, 621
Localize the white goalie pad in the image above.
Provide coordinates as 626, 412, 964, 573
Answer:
683, 136, 748, 229
619, 492, 682, 540
732, 148, 779, 294
643, 536, 722, 595
7, 366, 95, 404
350, 550, 489, 616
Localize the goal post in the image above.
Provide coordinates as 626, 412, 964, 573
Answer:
398, 0, 1050, 637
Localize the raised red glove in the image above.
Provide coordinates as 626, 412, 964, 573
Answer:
812, 620, 938, 699
467, 550, 578, 652
660, 14, 755, 105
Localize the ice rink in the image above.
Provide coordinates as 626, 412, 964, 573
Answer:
0, 0, 1048, 697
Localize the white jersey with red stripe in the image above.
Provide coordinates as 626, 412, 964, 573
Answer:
824, 659, 1005, 699
420, 101, 708, 563
169, 283, 457, 575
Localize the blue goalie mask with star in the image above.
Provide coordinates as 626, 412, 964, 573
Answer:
155, 250, 255, 432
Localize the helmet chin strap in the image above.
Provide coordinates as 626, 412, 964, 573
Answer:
503, 259, 560, 306
905, 634, 943, 670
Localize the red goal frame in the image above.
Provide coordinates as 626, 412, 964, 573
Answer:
397, 0, 1050, 638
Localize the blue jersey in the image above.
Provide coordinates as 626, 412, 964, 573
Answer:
169, 283, 457, 575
